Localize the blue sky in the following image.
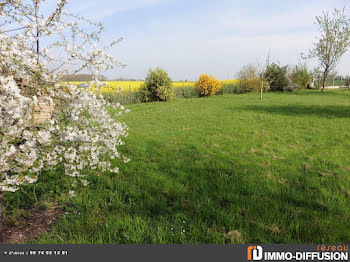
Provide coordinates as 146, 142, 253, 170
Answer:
61, 0, 349, 80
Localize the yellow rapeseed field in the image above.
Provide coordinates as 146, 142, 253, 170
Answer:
69, 80, 238, 94
221, 79, 239, 85
69, 81, 144, 93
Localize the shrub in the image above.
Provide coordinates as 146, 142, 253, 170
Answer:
264, 63, 290, 91
138, 68, 174, 102
195, 74, 221, 96
289, 64, 313, 89
237, 64, 269, 93
241, 79, 260, 92
241, 79, 269, 93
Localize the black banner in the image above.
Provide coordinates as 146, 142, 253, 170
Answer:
0, 244, 349, 262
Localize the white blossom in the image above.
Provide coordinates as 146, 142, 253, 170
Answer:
0, 0, 129, 194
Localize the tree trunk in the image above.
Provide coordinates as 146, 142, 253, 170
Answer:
321, 78, 325, 92
0, 193, 3, 243
0, 193, 4, 220
321, 70, 328, 92
35, 1, 40, 66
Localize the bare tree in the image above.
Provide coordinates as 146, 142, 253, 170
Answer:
237, 64, 258, 80
305, 8, 350, 92
256, 51, 276, 100
236, 63, 262, 96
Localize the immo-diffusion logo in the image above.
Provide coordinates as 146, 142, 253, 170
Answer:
247, 245, 349, 261
247, 246, 263, 261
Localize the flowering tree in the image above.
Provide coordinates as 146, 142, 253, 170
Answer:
0, 0, 129, 193
305, 8, 350, 92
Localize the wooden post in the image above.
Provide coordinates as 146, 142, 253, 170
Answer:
33, 96, 54, 125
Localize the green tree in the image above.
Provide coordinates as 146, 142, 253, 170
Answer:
264, 63, 289, 91
138, 68, 174, 102
289, 64, 313, 89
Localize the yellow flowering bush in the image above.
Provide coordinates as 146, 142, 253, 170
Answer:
195, 74, 221, 97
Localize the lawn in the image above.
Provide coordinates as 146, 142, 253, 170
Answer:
6, 89, 350, 244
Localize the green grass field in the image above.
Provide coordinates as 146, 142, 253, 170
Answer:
6, 89, 350, 244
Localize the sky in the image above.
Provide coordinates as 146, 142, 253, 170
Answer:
52, 0, 350, 80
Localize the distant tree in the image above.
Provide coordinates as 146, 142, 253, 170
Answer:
346, 76, 350, 90
305, 8, 350, 92
112, 77, 141, 81
327, 71, 338, 86
62, 74, 108, 81
237, 64, 259, 81
237, 63, 268, 95
256, 52, 274, 100
289, 63, 313, 89
264, 63, 290, 91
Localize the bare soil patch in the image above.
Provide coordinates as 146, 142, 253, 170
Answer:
0, 204, 61, 244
